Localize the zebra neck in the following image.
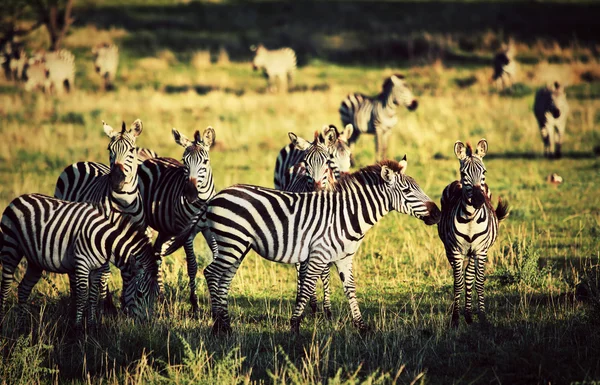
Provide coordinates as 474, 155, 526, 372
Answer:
379, 90, 398, 115
339, 180, 390, 236
458, 201, 481, 219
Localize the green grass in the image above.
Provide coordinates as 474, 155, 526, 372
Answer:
2, 2, 600, 384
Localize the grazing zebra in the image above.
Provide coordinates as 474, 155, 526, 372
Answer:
138, 127, 216, 315
0, 194, 159, 329
340, 74, 418, 161
25, 49, 75, 94
55, 119, 146, 308
533, 81, 569, 159
92, 43, 119, 91
492, 40, 517, 90
251, 44, 296, 92
196, 158, 440, 334
437, 139, 509, 327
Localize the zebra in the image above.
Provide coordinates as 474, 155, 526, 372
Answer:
0, 194, 159, 330
137, 147, 158, 166
340, 74, 418, 162
1, 41, 27, 82
251, 44, 297, 92
92, 43, 119, 91
138, 127, 216, 316
24, 61, 48, 92
492, 40, 517, 90
533, 81, 569, 159
25, 49, 75, 94
55, 119, 146, 309
195, 158, 440, 334
437, 139, 509, 328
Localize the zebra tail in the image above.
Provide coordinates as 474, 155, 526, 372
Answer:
495, 197, 509, 222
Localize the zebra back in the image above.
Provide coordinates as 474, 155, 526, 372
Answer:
44, 49, 75, 93
252, 44, 297, 78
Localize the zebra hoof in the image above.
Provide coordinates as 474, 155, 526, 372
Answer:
324, 308, 333, 321
464, 312, 473, 325
212, 320, 232, 335
450, 313, 460, 328
290, 318, 302, 335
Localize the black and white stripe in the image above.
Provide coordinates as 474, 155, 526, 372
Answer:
251, 44, 297, 92
138, 127, 216, 315
340, 75, 418, 161
92, 43, 119, 91
437, 139, 509, 327
0, 194, 158, 329
533, 82, 569, 159
200, 159, 441, 334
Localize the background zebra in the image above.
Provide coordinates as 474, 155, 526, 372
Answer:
437, 139, 509, 327
55, 119, 146, 309
1, 41, 27, 82
138, 127, 216, 316
24, 61, 48, 92
137, 147, 158, 166
24, 49, 75, 94
533, 81, 569, 159
251, 44, 296, 92
339, 74, 418, 162
492, 40, 517, 90
0, 194, 159, 330
92, 43, 119, 91
197, 159, 440, 334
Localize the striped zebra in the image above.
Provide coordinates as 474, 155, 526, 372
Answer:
25, 49, 75, 94
138, 127, 216, 315
0, 194, 159, 330
196, 158, 440, 334
55, 119, 146, 308
533, 81, 569, 159
251, 44, 296, 92
92, 43, 119, 91
137, 147, 158, 166
492, 40, 517, 90
437, 139, 509, 327
340, 75, 418, 162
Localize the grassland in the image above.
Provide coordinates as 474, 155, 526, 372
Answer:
1, 1, 600, 384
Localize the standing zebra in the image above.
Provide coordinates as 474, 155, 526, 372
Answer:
492, 40, 517, 90
251, 44, 296, 92
533, 81, 569, 159
92, 43, 119, 91
437, 139, 509, 327
197, 158, 440, 334
0, 194, 159, 330
340, 74, 418, 162
55, 119, 146, 308
24, 49, 75, 94
138, 127, 216, 315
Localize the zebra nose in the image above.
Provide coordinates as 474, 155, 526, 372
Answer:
110, 163, 126, 190
184, 178, 198, 202
408, 100, 418, 111
472, 185, 486, 209
423, 201, 441, 225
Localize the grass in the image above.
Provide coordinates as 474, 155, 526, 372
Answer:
1, 1, 600, 384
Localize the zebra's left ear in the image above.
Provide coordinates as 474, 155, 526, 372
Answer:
399, 154, 407, 174
476, 139, 488, 158
103, 120, 116, 138
322, 125, 338, 148
172, 128, 193, 148
340, 124, 354, 143
130, 119, 143, 137
381, 165, 398, 184
198, 126, 215, 148
454, 141, 467, 160
289, 132, 311, 150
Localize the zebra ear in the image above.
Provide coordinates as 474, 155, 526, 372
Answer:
381, 165, 397, 184
390, 75, 402, 86
454, 141, 467, 160
399, 155, 407, 174
289, 132, 311, 150
198, 126, 215, 148
322, 125, 338, 148
130, 119, 143, 137
121, 121, 127, 134
103, 120, 116, 138
476, 139, 488, 158
340, 124, 354, 143
172, 128, 192, 148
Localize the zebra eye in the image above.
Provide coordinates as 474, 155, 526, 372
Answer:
203, 159, 209, 165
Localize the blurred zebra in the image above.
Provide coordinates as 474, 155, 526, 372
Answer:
437, 139, 509, 327
92, 43, 119, 91
1, 41, 27, 81
340, 74, 418, 161
0, 193, 159, 330
533, 81, 569, 159
197, 159, 440, 334
492, 40, 517, 90
24, 61, 48, 92
25, 49, 75, 94
138, 127, 216, 315
55, 119, 146, 309
251, 44, 296, 92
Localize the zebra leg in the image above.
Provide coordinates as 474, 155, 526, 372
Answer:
464, 257, 476, 324
0, 263, 18, 327
153, 233, 169, 301
333, 257, 367, 331
554, 125, 563, 159
321, 265, 333, 320
448, 253, 464, 328
183, 234, 200, 317
375, 129, 391, 161
474, 253, 488, 324
540, 122, 553, 159
295, 261, 318, 314
89, 264, 111, 327
74, 265, 91, 332
16, 265, 43, 329
291, 259, 327, 334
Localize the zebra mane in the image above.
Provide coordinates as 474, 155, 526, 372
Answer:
333, 159, 404, 192
466, 142, 473, 157
381, 74, 406, 93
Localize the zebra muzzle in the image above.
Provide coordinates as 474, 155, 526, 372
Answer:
184, 178, 199, 203
110, 164, 126, 191
423, 201, 441, 225
471, 186, 486, 209
407, 100, 418, 111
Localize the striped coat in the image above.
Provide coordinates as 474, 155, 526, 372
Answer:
252, 44, 297, 92
533, 82, 569, 159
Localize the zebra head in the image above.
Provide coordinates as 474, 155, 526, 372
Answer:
381, 158, 440, 225
24, 62, 49, 92
92, 43, 118, 76
103, 119, 143, 193
384, 75, 418, 111
251, 44, 267, 71
454, 139, 488, 209
289, 129, 337, 191
173, 126, 216, 203
121, 244, 160, 322
320, 124, 353, 173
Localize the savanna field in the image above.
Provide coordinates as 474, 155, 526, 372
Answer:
1, 1, 600, 384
